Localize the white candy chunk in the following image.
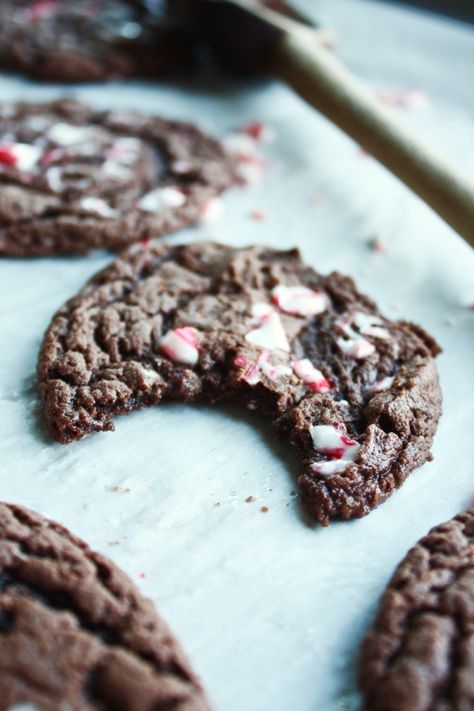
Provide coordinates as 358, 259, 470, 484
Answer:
48, 123, 95, 146
353, 312, 390, 339
11, 143, 43, 171
311, 459, 353, 475
310, 424, 360, 476
292, 358, 331, 393
79, 197, 118, 218
138, 186, 186, 213
245, 309, 290, 352
160, 327, 200, 366
336, 335, 375, 359
102, 160, 132, 180
369, 375, 395, 394
272, 284, 328, 317
107, 137, 142, 164
199, 196, 225, 225
46, 166, 63, 191
236, 351, 291, 385
222, 132, 257, 157
251, 302, 273, 321
234, 161, 264, 186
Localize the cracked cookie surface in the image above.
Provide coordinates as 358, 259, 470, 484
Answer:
0, 99, 233, 256
359, 507, 474, 711
38, 241, 442, 525
0, 502, 209, 711
0, 1, 190, 82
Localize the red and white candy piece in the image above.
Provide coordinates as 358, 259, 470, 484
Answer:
222, 131, 266, 187
335, 311, 389, 360
137, 186, 186, 213
245, 303, 290, 352
160, 327, 200, 366
353, 312, 390, 340
235, 351, 292, 385
292, 359, 331, 393
272, 284, 328, 317
336, 335, 375, 360
79, 197, 118, 218
310, 424, 360, 475
47, 123, 95, 146
0, 143, 42, 171
107, 137, 142, 164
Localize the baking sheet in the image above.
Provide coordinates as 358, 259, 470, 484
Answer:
0, 1, 473, 709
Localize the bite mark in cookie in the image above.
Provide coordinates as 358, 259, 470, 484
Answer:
0, 100, 233, 256
0, 502, 209, 710
37, 242, 442, 526
359, 507, 474, 711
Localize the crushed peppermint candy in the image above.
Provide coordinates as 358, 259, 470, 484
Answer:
47, 123, 96, 146
160, 327, 200, 366
335, 312, 389, 359
199, 196, 225, 225
310, 424, 360, 475
249, 209, 267, 221
353, 312, 390, 340
222, 131, 266, 186
222, 132, 258, 158
79, 197, 118, 218
106, 137, 142, 164
241, 121, 275, 143
368, 375, 395, 394
102, 160, 132, 180
0, 143, 42, 171
272, 285, 328, 317
235, 351, 292, 385
292, 359, 331, 393
245, 303, 290, 352
137, 186, 186, 213
46, 166, 63, 192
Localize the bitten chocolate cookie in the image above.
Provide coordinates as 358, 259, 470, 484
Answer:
0, 1, 190, 82
359, 507, 474, 711
0, 502, 209, 710
0, 99, 233, 256
38, 242, 442, 525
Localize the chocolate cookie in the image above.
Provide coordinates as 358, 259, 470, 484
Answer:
0, 99, 233, 256
38, 241, 442, 525
359, 507, 474, 711
0, 1, 191, 82
0, 502, 209, 710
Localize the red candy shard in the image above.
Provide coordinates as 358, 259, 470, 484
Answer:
0, 145, 17, 166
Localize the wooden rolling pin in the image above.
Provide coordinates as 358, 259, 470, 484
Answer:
191, 0, 474, 245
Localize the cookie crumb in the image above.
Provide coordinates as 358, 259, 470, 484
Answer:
260, 506, 269, 513
245, 495, 255, 503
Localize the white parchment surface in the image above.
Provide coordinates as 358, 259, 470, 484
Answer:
0, 1, 473, 709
